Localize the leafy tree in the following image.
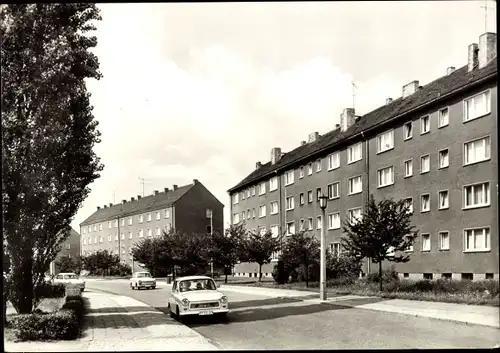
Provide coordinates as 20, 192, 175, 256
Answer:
241, 230, 281, 282
209, 223, 247, 283
325, 251, 362, 281
80, 250, 119, 276
55, 256, 79, 273
131, 236, 173, 277
1, 4, 103, 314
280, 230, 320, 288
342, 194, 418, 291
169, 231, 210, 278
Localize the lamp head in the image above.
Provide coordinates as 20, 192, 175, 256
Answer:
319, 195, 328, 210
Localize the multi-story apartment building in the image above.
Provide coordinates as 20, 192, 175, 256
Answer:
79, 179, 224, 272
228, 32, 498, 281
49, 227, 81, 275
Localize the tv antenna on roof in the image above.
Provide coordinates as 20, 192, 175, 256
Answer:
480, 0, 494, 32
138, 177, 152, 197
352, 81, 357, 110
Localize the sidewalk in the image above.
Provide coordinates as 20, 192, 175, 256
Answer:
221, 284, 500, 329
5, 290, 218, 352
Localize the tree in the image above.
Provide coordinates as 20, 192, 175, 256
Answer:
169, 230, 210, 278
241, 230, 281, 282
210, 223, 247, 283
280, 230, 320, 288
342, 194, 418, 291
131, 236, 173, 277
55, 255, 78, 273
80, 250, 119, 276
1, 4, 103, 314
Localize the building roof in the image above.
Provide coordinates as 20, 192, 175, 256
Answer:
80, 183, 194, 226
228, 60, 497, 193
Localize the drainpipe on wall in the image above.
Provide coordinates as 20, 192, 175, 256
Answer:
361, 130, 370, 275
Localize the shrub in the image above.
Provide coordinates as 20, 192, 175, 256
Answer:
109, 263, 132, 277
326, 254, 362, 280
12, 309, 79, 341
272, 260, 289, 284
36, 281, 66, 298
62, 300, 84, 320
365, 266, 399, 284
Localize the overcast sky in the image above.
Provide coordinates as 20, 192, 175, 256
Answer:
73, 1, 497, 231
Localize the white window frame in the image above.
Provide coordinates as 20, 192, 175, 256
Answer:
421, 233, 431, 252
252, 186, 256, 196
316, 159, 322, 172
83, 227, 86, 234
420, 194, 431, 213
270, 201, 279, 215
259, 182, 266, 195
269, 176, 278, 191
284, 170, 295, 186
404, 197, 413, 214
308, 163, 313, 175
328, 152, 340, 170
299, 219, 305, 230
299, 166, 305, 179
121, 219, 125, 226
99, 235, 103, 243
420, 115, 430, 135
328, 212, 341, 230
376, 130, 394, 154
299, 193, 305, 205
463, 181, 490, 209
246, 189, 250, 198
438, 189, 449, 210
420, 154, 430, 174
147, 213, 152, 222
377, 166, 394, 188
115, 233, 118, 241
307, 190, 313, 203
347, 207, 362, 224
438, 107, 449, 128
348, 175, 362, 195
242, 210, 246, 220
114, 219, 118, 228
252, 208, 256, 218
241, 191, 245, 200
232, 193, 239, 205
285, 196, 295, 211
329, 243, 341, 258
316, 215, 322, 230
83, 238, 87, 245
259, 205, 266, 218
108, 221, 111, 229
307, 218, 313, 231
463, 89, 491, 123
156, 211, 160, 220
128, 232, 133, 239
439, 231, 450, 251
233, 213, 240, 224
347, 142, 362, 164
463, 227, 490, 252
404, 159, 413, 177
139, 214, 144, 223
438, 148, 449, 169
121, 233, 125, 240
165, 209, 171, 218
463, 135, 491, 166
403, 121, 413, 140
247, 209, 251, 220
108, 234, 111, 242
139, 229, 144, 238
270, 225, 279, 239
327, 182, 340, 200
93, 225, 97, 231
286, 221, 295, 236
128, 217, 133, 225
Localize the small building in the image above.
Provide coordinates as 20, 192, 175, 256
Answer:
49, 227, 81, 275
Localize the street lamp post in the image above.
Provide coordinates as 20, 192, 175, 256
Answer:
319, 195, 328, 301
207, 208, 213, 277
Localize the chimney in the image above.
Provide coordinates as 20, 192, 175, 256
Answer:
402, 80, 419, 99
255, 161, 262, 169
104, 205, 107, 209
122, 199, 127, 204
193, 179, 198, 184
478, 32, 497, 69
164, 187, 169, 193
109, 203, 112, 207
308, 132, 320, 143
386, 98, 393, 105
300, 141, 306, 146
173, 185, 178, 190
97, 206, 101, 210
270, 147, 282, 165
340, 108, 356, 132
446, 67, 456, 75
131, 197, 135, 201
137, 195, 142, 200
335, 124, 340, 130
154, 190, 159, 195
468, 43, 479, 72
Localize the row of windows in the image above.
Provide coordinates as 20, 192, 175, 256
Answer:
231, 90, 492, 206
404, 227, 490, 252
82, 224, 171, 245
82, 209, 172, 234
82, 247, 134, 258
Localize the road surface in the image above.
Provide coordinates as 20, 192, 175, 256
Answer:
86, 279, 499, 349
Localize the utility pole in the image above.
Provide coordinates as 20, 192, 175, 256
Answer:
480, 0, 493, 32
138, 177, 152, 197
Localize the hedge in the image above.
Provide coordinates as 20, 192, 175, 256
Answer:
36, 282, 66, 298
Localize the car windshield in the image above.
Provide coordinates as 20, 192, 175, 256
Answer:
136, 273, 151, 278
64, 274, 78, 279
179, 279, 217, 292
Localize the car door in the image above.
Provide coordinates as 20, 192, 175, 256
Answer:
169, 281, 178, 308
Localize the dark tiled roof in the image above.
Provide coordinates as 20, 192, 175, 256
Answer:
228, 60, 497, 193
80, 184, 194, 226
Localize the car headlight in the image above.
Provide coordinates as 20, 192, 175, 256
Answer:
220, 295, 228, 303
181, 298, 189, 306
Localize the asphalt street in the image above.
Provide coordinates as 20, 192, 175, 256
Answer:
86, 279, 499, 349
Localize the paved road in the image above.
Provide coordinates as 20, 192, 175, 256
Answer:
86, 280, 499, 349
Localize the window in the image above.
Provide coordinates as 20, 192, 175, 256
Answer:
439, 149, 449, 169
421, 194, 430, 212
114, 219, 118, 228
259, 205, 266, 218
247, 209, 251, 220
87, 236, 91, 244
316, 188, 322, 201
286, 196, 294, 210
421, 234, 431, 251
83, 227, 86, 234
266, 201, 277, 215
299, 219, 305, 230
377, 166, 394, 187
83, 238, 86, 245
259, 227, 267, 236
115, 233, 118, 241
99, 235, 103, 243
421, 115, 430, 134
439, 231, 449, 250
438, 107, 449, 127
299, 166, 305, 178
156, 211, 160, 220
284, 170, 294, 186
242, 210, 246, 220
348, 208, 362, 224
246, 189, 250, 198
328, 213, 340, 229
88, 226, 92, 233
423, 273, 433, 280
348, 176, 362, 195
404, 122, 413, 140
404, 197, 413, 214
269, 177, 278, 191
286, 221, 295, 236
307, 218, 313, 230
233, 213, 240, 224
93, 225, 97, 231
327, 182, 340, 199
252, 186, 256, 196
120, 233, 125, 240
464, 136, 491, 165
165, 209, 170, 218
377, 130, 394, 153
328, 152, 340, 170
270, 225, 279, 238
99, 223, 103, 231
299, 193, 304, 205
139, 214, 144, 223
108, 234, 111, 242
404, 159, 413, 177
464, 90, 491, 122
308, 163, 313, 175
128, 232, 133, 239
93, 236, 97, 244
147, 229, 152, 237
128, 217, 132, 225
252, 208, 256, 218
259, 182, 266, 195
438, 190, 449, 209
308, 190, 313, 203
348, 143, 362, 163
241, 191, 245, 200
464, 227, 490, 251
147, 213, 152, 222
330, 243, 341, 258
316, 216, 322, 230
316, 159, 322, 172
421, 155, 430, 173
463, 182, 490, 208
121, 219, 125, 226
108, 221, 112, 229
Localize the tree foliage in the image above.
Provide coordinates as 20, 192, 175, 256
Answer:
280, 230, 320, 287
1, 4, 103, 314
54, 255, 82, 274
241, 229, 281, 282
209, 223, 246, 283
342, 194, 418, 290
80, 250, 120, 276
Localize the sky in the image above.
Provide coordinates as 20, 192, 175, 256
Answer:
74, 1, 497, 231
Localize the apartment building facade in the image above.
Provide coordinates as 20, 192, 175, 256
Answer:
228, 32, 498, 281
79, 180, 224, 272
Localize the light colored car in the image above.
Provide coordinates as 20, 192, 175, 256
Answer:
130, 271, 156, 290
168, 275, 229, 320
53, 272, 85, 291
